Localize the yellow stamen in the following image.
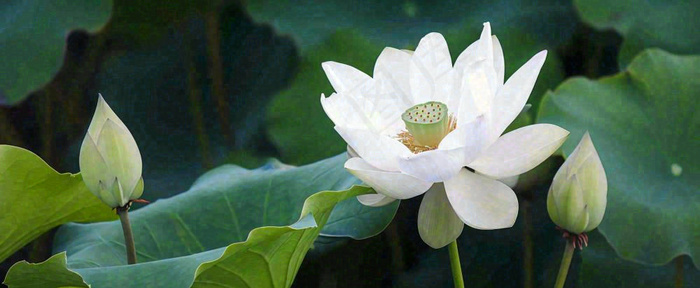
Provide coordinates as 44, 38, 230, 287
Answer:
397, 115, 457, 154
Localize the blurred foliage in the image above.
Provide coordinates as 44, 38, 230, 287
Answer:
5, 155, 391, 287
1, 0, 699, 286
575, 0, 700, 66
538, 50, 699, 267
0, 0, 112, 104
0, 145, 115, 263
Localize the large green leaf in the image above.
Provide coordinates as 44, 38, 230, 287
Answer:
3, 252, 88, 288
4, 154, 396, 287
580, 231, 700, 288
0, 145, 116, 262
575, 0, 700, 66
537, 49, 699, 266
0, 0, 112, 105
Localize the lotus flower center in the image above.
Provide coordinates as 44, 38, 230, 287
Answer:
398, 101, 456, 153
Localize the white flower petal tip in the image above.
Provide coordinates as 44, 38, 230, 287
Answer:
344, 157, 431, 200
469, 124, 569, 179
418, 184, 464, 249
357, 193, 397, 207
490, 50, 548, 135
445, 169, 519, 230
321, 61, 372, 94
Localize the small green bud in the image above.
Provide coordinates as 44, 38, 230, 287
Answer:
79, 95, 143, 208
547, 132, 607, 234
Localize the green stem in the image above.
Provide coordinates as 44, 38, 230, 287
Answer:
554, 240, 575, 288
448, 240, 464, 288
117, 206, 137, 264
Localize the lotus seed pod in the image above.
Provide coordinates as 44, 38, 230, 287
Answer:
547, 132, 607, 234
79, 95, 143, 208
401, 101, 449, 147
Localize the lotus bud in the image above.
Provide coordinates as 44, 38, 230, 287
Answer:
79, 94, 143, 208
547, 132, 607, 235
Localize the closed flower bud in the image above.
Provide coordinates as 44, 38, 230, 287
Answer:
79, 95, 143, 208
547, 132, 607, 234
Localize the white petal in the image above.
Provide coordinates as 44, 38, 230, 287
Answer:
418, 184, 464, 249
451, 39, 479, 114
479, 22, 494, 73
87, 95, 129, 140
373, 47, 415, 109
456, 60, 497, 125
469, 124, 569, 178
335, 126, 412, 171
409, 32, 454, 104
492, 35, 505, 86
439, 114, 486, 149
490, 50, 547, 136
398, 148, 465, 183
357, 193, 397, 207
498, 175, 519, 188
79, 134, 112, 197
322, 61, 373, 95
321, 93, 373, 131
444, 169, 519, 230
345, 157, 432, 199
95, 119, 142, 197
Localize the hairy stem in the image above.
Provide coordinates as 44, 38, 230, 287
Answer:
117, 206, 137, 264
448, 240, 465, 288
554, 240, 575, 288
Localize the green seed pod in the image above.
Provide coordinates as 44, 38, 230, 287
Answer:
547, 132, 607, 234
79, 95, 143, 208
401, 101, 449, 147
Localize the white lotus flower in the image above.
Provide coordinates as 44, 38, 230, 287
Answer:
80, 95, 144, 208
321, 23, 569, 248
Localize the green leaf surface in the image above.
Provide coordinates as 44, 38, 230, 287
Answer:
537, 49, 699, 266
2, 252, 88, 288
0, 145, 116, 262
4, 154, 395, 287
0, 0, 112, 105
575, 0, 700, 66
580, 231, 700, 288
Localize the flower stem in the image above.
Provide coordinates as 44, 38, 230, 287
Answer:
448, 240, 464, 288
116, 205, 137, 264
554, 240, 575, 288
